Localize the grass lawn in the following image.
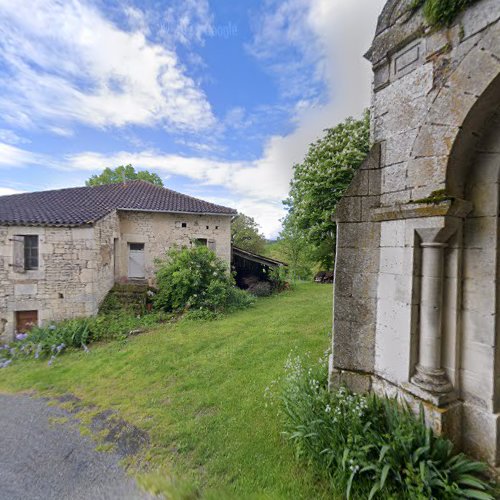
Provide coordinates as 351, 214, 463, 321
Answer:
0, 282, 333, 499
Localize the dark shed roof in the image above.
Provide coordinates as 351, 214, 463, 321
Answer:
232, 246, 287, 268
0, 180, 237, 227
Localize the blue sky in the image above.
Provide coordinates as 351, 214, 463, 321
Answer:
0, 0, 384, 237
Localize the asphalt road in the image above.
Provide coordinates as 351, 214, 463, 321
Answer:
0, 393, 151, 500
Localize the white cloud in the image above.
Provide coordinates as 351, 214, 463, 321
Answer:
239, 0, 386, 228
0, 187, 23, 196
61, 149, 287, 237
0, 0, 386, 238
0, 0, 215, 132
0, 142, 46, 168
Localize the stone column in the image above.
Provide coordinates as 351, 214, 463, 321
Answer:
411, 229, 454, 402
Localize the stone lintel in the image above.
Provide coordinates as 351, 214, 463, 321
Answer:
372, 198, 473, 222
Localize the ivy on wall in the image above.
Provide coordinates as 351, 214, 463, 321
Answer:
411, 0, 479, 26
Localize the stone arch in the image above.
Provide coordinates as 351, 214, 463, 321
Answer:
446, 72, 500, 197
409, 22, 500, 197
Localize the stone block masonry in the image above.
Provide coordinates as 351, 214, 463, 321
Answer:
330, 0, 500, 466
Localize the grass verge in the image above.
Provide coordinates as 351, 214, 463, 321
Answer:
0, 282, 333, 499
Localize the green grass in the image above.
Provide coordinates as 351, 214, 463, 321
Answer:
0, 283, 333, 499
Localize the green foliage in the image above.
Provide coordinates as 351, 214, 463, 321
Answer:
154, 245, 254, 314
274, 355, 494, 499
0, 313, 169, 367
86, 164, 163, 187
269, 266, 288, 292
411, 0, 479, 27
231, 213, 266, 254
284, 111, 370, 270
276, 220, 317, 281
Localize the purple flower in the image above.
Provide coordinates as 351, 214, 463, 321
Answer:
15, 333, 28, 341
0, 359, 12, 369
48, 355, 56, 366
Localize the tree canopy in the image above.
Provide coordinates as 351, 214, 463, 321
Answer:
283, 111, 370, 269
231, 213, 266, 254
86, 164, 163, 187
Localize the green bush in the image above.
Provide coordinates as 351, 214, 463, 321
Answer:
154, 246, 254, 314
271, 354, 494, 499
411, 0, 478, 26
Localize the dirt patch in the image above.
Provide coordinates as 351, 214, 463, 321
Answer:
91, 410, 149, 457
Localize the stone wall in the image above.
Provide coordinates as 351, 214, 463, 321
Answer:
115, 211, 232, 282
0, 224, 102, 342
330, 0, 500, 465
0, 210, 232, 343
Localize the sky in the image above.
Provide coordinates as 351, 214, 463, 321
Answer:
0, 0, 385, 238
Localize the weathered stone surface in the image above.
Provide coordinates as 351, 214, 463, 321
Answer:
331, 0, 500, 466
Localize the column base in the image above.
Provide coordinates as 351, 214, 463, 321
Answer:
409, 364, 456, 406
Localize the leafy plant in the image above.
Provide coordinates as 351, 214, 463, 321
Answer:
283, 111, 370, 270
0, 312, 171, 367
411, 0, 479, 26
274, 354, 494, 499
231, 213, 267, 254
154, 245, 254, 315
269, 266, 288, 292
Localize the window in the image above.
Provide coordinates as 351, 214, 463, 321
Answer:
13, 235, 39, 272
24, 235, 39, 270
194, 238, 208, 247
129, 243, 145, 251
182, 222, 187, 228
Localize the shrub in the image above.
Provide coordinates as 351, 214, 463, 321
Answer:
154, 246, 254, 314
272, 354, 494, 499
269, 266, 289, 292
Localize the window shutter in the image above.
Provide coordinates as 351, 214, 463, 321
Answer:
12, 236, 25, 273
208, 239, 216, 251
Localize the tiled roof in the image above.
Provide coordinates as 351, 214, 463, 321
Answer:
0, 181, 237, 227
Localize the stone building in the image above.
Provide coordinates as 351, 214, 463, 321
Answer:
330, 0, 500, 465
0, 180, 235, 342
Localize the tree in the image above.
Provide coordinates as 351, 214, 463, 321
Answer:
275, 220, 316, 281
231, 213, 266, 254
86, 164, 163, 187
283, 111, 370, 270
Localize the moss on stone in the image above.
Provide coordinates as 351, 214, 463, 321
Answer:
411, 189, 455, 204
410, 0, 479, 27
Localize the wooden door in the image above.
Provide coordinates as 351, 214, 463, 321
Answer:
16, 310, 38, 333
